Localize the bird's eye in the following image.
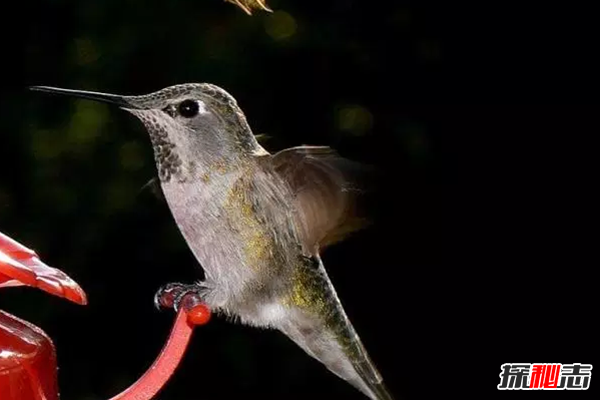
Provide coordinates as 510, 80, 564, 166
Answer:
178, 99, 200, 118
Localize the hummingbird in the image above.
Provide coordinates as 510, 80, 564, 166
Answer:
30, 83, 394, 400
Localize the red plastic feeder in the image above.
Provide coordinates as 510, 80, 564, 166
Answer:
1, 230, 210, 400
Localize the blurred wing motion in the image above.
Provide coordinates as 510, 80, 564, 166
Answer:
226, 0, 272, 15
263, 146, 371, 254
0, 231, 87, 305
262, 148, 391, 399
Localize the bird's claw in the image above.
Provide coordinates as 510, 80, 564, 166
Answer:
154, 282, 208, 312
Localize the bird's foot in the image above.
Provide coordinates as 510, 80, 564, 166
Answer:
154, 282, 210, 312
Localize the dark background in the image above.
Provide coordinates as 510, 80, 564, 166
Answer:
0, 1, 597, 399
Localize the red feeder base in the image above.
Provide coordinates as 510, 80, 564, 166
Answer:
0, 310, 58, 400
1, 229, 211, 400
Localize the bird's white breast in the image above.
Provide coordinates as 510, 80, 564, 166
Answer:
160, 173, 258, 304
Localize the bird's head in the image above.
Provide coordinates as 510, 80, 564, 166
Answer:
30, 83, 263, 181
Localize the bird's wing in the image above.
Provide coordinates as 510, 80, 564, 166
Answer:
260, 146, 371, 254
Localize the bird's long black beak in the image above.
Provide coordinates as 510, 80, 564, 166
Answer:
29, 86, 137, 108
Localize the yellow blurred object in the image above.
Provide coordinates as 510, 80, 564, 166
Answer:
265, 11, 297, 40
226, 0, 272, 15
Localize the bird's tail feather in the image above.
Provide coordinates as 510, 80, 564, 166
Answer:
278, 257, 394, 400
350, 336, 395, 400
279, 313, 394, 400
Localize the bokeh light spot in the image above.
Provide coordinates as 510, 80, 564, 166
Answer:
66, 101, 108, 155
392, 8, 412, 28
417, 40, 441, 61
265, 11, 297, 41
73, 37, 100, 66
336, 105, 373, 136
